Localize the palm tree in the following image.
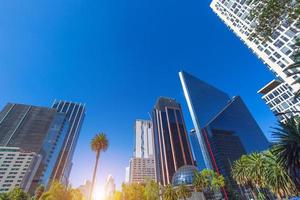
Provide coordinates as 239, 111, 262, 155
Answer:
193, 171, 208, 192
231, 155, 250, 186
163, 185, 178, 200
263, 150, 296, 199
272, 117, 300, 188
144, 179, 159, 200
176, 184, 191, 200
89, 133, 108, 200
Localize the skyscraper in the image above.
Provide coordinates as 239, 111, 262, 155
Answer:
105, 175, 116, 198
179, 71, 269, 194
51, 100, 85, 185
134, 120, 154, 158
128, 119, 156, 183
210, 0, 300, 121
152, 97, 194, 185
0, 103, 70, 193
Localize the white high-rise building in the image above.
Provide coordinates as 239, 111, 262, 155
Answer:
129, 158, 156, 183
125, 166, 130, 183
105, 175, 115, 198
0, 147, 42, 193
134, 120, 154, 158
210, 0, 300, 121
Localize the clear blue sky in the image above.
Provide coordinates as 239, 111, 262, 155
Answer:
0, 0, 276, 191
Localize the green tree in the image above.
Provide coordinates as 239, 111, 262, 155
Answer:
144, 180, 159, 200
0, 193, 10, 200
176, 185, 191, 200
163, 185, 177, 200
40, 181, 72, 200
69, 189, 85, 200
272, 117, 300, 188
8, 187, 30, 200
264, 151, 296, 198
122, 183, 145, 200
110, 191, 122, 200
192, 170, 208, 192
89, 133, 108, 200
33, 185, 45, 200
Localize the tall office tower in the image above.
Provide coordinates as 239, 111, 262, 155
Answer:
210, 0, 300, 121
152, 97, 194, 186
129, 119, 156, 183
189, 129, 205, 170
77, 180, 92, 200
51, 100, 85, 185
180, 71, 269, 195
0, 103, 70, 193
129, 158, 156, 183
105, 175, 116, 198
125, 167, 130, 183
134, 120, 154, 158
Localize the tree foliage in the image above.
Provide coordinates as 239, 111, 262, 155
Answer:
39, 181, 85, 200
193, 169, 225, 192
176, 185, 191, 200
232, 151, 297, 199
122, 183, 145, 200
248, 0, 299, 40
163, 185, 177, 200
144, 180, 159, 200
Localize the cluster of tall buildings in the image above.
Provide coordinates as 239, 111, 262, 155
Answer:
124, 71, 270, 197
0, 101, 85, 194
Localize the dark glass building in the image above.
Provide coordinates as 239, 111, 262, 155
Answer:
51, 100, 85, 185
179, 71, 269, 195
152, 97, 194, 185
0, 103, 70, 193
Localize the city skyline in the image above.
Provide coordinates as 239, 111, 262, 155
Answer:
0, 0, 279, 192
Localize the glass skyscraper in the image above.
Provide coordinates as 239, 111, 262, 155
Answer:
179, 71, 269, 195
152, 97, 194, 185
0, 103, 70, 193
50, 100, 85, 185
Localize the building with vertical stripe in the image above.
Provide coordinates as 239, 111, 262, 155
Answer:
152, 97, 194, 186
179, 71, 269, 196
0, 103, 70, 193
50, 100, 85, 185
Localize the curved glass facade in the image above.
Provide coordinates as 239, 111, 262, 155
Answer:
172, 165, 198, 186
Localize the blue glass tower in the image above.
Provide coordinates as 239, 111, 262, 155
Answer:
179, 71, 269, 194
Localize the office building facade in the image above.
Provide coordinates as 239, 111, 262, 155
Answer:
152, 97, 194, 185
210, 0, 300, 120
51, 100, 85, 185
134, 120, 154, 158
105, 175, 116, 198
0, 103, 70, 193
180, 71, 269, 195
129, 157, 156, 183
0, 147, 42, 193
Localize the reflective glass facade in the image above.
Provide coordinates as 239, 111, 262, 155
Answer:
152, 97, 194, 185
179, 71, 270, 195
172, 165, 198, 186
0, 103, 70, 194
51, 100, 85, 185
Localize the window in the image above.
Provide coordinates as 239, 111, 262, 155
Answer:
274, 40, 284, 48
281, 46, 292, 55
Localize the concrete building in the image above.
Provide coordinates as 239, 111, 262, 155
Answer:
152, 97, 194, 185
0, 101, 85, 193
0, 147, 42, 193
105, 175, 115, 199
134, 120, 154, 158
125, 167, 130, 183
77, 180, 92, 200
129, 157, 156, 183
210, 0, 300, 121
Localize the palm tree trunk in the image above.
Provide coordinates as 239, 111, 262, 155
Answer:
89, 150, 100, 200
